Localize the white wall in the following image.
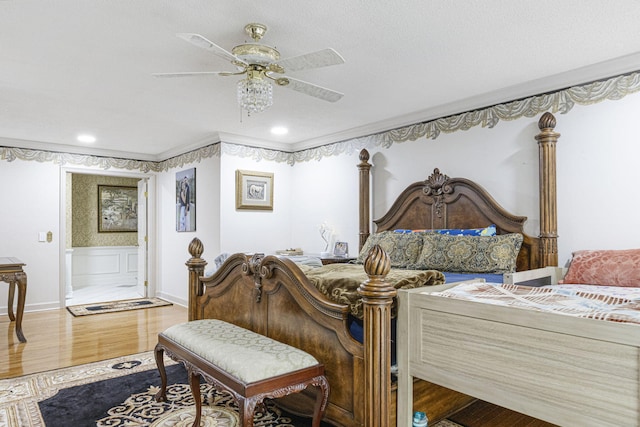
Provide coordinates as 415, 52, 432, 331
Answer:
218, 147, 294, 254
555, 96, 640, 264
0, 160, 61, 312
291, 151, 361, 257
156, 155, 220, 305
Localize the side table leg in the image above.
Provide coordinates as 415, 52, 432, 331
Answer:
15, 273, 27, 343
7, 281, 15, 321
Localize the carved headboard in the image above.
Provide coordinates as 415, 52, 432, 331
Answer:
373, 168, 539, 271
358, 112, 560, 271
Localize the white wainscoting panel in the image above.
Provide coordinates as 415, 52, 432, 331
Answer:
71, 246, 138, 288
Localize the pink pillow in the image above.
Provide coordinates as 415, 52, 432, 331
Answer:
561, 249, 640, 287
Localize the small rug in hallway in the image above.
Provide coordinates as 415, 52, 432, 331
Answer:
66, 297, 173, 316
0, 351, 464, 427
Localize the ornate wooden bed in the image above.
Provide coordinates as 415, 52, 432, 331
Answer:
185, 112, 560, 427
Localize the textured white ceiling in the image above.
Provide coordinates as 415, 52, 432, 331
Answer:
1, 0, 640, 160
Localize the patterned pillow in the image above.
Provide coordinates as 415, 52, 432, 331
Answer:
394, 225, 497, 236
560, 249, 640, 287
357, 231, 423, 267
413, 233, 523, 273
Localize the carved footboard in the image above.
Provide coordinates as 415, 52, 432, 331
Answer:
186, 239, 474, 427
187, 239, 366, 425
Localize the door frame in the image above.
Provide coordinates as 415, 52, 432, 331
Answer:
137, 178, 149, 298
58, 167, 156, 307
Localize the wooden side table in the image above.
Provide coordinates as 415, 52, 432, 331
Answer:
1, 257, 27, 343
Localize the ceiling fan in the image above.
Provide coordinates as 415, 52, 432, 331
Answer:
153, 23, 345, 113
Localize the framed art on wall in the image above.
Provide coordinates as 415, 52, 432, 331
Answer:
236, 170, 274, 210
176, 168, 196, 232
98, 185, 138, 232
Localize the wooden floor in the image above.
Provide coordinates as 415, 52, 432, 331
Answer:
448, 399, 557, 427
1, 303, 188, 379
2, 305, 556, 426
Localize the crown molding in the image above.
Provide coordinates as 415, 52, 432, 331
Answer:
3, 60, 640, 170
291, 51, 640, 152
0, 136, 159, 162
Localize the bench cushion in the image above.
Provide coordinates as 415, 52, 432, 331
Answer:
162, 319, 320, 383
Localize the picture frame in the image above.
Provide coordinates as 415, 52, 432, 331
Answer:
334, 241, 349, 257
236, 170, 274, 210
98, 185, 138, 232
176, 168, 196, 232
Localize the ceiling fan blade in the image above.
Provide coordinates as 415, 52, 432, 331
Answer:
275, 48, 345, 72
152, 71, 233, 78
281, 77, 343, 102
176, 33, 247, 66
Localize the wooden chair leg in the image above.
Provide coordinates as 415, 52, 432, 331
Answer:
189, 371, 202, 427
153, 345, 168, 402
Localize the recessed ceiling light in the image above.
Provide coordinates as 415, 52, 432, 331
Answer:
77, 134, 96, 143
270, 126, 288, 135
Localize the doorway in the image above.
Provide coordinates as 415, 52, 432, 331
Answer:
60, 169, 153, 307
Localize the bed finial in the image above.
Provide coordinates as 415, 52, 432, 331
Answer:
188, 237, 204, 259
538, 112, 556, 130
186, 238, 207, 321
359, 148, 370, 163
363, 244, 391, 277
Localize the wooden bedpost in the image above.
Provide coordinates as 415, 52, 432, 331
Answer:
359, 149, 372, 251
358, 244, 395, 427
186, 237, 207, 321
536, 112, 560, 267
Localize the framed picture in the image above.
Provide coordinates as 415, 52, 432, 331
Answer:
236, 170, 274, 210
176, 168, 196, 232
98, 185, 138, 232
334, 241, 349, 257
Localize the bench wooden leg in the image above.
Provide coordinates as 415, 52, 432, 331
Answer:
239, 396, 259, 427
154, 344, 168, 402
189, 370, 202, 427
312, 376, 330, 427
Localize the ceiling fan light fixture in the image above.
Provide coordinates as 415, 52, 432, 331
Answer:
237, 77, 273, 113
159, 23, 345, 113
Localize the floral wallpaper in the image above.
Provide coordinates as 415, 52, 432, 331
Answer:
71, 174, 140, 247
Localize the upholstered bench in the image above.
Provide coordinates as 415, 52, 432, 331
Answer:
154, 319, 330, 427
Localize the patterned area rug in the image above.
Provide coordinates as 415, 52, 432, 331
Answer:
0, 352, 300, 427
66, 297, 173, 316
0, 351, 464, 426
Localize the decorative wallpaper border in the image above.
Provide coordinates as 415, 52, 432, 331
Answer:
2, 71, 640, 171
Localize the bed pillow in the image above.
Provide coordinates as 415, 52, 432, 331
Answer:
560, 249, 640, 287
357, 231, 423, 267
413, 233, 523, 273
394, 224, 496, 236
